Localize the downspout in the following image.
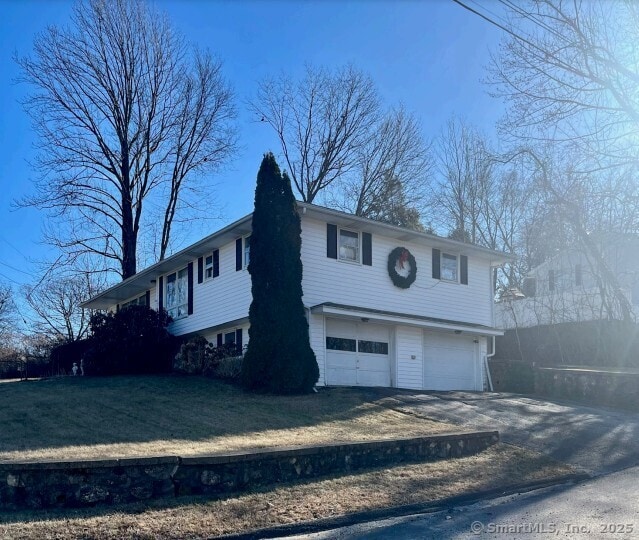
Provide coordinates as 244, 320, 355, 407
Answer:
484, 336, 495, 392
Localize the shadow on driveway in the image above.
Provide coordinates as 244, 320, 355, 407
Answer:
386, 391, 639, 475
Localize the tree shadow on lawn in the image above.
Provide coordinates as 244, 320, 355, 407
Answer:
0, 375, 436, 461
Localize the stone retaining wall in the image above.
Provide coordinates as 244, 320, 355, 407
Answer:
535, 367, 639, 410
0, 431, 498, 510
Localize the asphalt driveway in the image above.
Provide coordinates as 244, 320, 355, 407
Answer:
387, 392, 639, 475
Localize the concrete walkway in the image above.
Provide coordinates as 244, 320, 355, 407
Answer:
387, 392, 639, 475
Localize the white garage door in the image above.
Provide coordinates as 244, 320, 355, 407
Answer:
423, 332, 479, 391
325, 319, 391, 387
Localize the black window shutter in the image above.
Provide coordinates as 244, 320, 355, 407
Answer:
145, 290, 151, 307
197, 257, 203, 284
236, 238, 242, 271
236, 328, 243, 352
217, 333, 223, 347
116, 304, 120, 312
460, 255, 468, 285
158, 276, 164, 312
432, 249, 441, 279
213, 249, 220, 277
362, 232, 372, 266
327, 223, 337, 259
549, 270, 555, 291
187, 262, 194, 315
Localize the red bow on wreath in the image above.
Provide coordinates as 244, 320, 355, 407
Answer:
398, 249, 409, 269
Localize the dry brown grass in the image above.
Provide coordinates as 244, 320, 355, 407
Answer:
0, 444, 576, 539
0, 375, 452, 462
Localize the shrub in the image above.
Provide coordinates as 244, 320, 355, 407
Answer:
209, 355, 243, 380
83, 305, 179, 376
205, 344, 244, 380
173, 336, 243, 380
173, 335, 212, 374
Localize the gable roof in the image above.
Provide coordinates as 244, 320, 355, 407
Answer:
82, 202, 512, 309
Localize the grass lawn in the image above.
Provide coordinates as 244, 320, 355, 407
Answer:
0, 375, 454, 462
0, 375, 577, 538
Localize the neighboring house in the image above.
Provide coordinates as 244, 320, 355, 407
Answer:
83, 203, 510, 391
496, 234, 639, 329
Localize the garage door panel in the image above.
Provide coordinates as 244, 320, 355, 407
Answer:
423, 334, 477, 391
325, 319, 391, 388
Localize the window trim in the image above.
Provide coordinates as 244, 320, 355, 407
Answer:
338, 228, 360, 264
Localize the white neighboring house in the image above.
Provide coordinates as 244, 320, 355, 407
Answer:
83, 202, 510, 391
496, 234, 639, 329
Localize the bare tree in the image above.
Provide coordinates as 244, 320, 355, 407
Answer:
0, 284, 15, 336
17, 0, 237, 279
23, 271, 103, 343
337, 106, 432, 227
250, 64, 380, 203
429, 119, 494, 244
489, 0, 639, 173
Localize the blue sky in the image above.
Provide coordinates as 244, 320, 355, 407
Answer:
0, 0, 504, 296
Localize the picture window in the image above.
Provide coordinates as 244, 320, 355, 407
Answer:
166, 267, 188, 319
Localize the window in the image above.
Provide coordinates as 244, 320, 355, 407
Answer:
441, 253, 458, 282
358, 340, 389, 355
326, 337, 357, 352
121, 294, 146, 309
224, 331, 236, 346
244, 236, 251, 267
166, 267, 188, 319
204, 255, 214, 280
339, 229, 359, 262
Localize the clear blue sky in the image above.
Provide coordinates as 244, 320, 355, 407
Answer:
0, 0, 504, 296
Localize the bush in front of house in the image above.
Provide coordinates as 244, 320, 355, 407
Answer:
83, 305, 179, 376
173, 335, 212, 374
205, 344, 244, 380
174, 335, 243, 380
241, 153, 319, 394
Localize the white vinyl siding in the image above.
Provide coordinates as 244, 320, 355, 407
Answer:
169, 240, 252, 336
301, 217, 493, 327
395, 326, 424, 389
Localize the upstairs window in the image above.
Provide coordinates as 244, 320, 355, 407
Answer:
432, 249, 468, 285
166, 267, 188, 319
204, 254, 214, 280
339, 229, 359, 262
441, 253, 458, 282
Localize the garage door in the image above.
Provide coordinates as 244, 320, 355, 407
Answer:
325, 319, 391, 387
423, 333, 478, 391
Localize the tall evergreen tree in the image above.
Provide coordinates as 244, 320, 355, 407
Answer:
240, 153, 319, 393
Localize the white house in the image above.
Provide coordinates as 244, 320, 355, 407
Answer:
496, 233, 639, 329
83, 203, 510, 391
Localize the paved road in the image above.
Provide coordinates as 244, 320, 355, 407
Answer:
388, 392, 639, 475
288, 465, 639, 539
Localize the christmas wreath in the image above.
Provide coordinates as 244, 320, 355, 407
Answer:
387, 247, 417, 289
